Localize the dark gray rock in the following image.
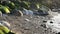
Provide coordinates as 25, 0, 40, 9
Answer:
37, 9, 49, 15
11, 9, 23, 16
33, 5, 49, 16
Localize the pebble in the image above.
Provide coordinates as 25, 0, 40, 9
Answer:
25, 18, 30, 22
43, 20, 47, 22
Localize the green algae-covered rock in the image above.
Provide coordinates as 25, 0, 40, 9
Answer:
1, 1, 15, 9
0, 25, 10, 34
0, 6, 10, 13
20, 1, 30, 10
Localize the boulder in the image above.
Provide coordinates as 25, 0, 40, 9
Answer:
0, 21, 10, 28
40, 5, 49, 12
23, 8, 33, 15
37, 9, 48, 15
11, 9, 23, 16
33, 5, 49, 15
0, 11, 2, 17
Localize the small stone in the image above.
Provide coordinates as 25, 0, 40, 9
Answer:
40, 24, 46, 28
23, 27, 30, 30
25, 18, 30, 21
24, 28, 30, 30
43, 20, 47, 22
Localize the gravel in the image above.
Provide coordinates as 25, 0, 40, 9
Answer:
0, 14, 56, 34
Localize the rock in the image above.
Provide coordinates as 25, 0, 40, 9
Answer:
37, 9, 49, 15
40, 24, 46, 28
23, 8, 33, 15
0, 21, 10, 28
0, 25, 10, 34
43, 20, 47, 22
52, 8, 60, 13
30, 3, 37, 10
11, 9, 23, 16
0, 5, 10, 14
33, 5, 49, 15
0, 11, 2, 17
40, 5, 49, 12
48, 9, 58, 16
35, 10, 48, 15
25, 18, 30, 22
52, 9, 57, 12
38, 5, 49, 15
16, 32, 22, 34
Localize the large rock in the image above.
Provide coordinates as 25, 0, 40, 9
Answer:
23, 8, 33, 15
40, 5, 49, 12
11, 9, 23, 16
0, 21, 10, 28
0, 11, 2, 17
37, 9, 49, 15
33, 5, 49, 15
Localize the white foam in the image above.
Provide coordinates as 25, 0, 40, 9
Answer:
46, 13, 60, 33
